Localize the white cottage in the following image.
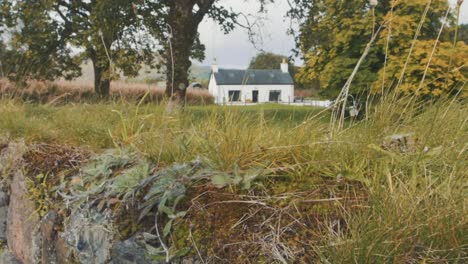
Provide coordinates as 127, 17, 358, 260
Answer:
208, 60, 295, 104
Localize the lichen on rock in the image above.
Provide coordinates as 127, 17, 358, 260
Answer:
63, 209, 115, 264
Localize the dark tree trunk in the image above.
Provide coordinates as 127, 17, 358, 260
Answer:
89, 48, 111, 97
93, 63, 110, 97
165, 0, 215, 106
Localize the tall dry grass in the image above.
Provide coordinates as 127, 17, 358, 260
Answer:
0, 79, 214, 105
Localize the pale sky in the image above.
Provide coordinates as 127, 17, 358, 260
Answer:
197, 0, 468, 69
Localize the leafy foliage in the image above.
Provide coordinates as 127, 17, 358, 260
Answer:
456, 23, 468, 44
2, 1, 82, 83
4, 0, 157, 95
26, 173, 54, 217
249, 52, 290, 70
2, 0, 281, 101
295, 0, 464, 98
373, 40, 468, 97
210, 164, 262, 190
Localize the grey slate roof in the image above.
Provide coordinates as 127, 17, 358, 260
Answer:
213, 69, 294, 85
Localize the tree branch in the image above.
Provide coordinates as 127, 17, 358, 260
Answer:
194, 0, 216, 24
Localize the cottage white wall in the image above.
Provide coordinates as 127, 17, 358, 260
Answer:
208, 74, 218, 99
212, 84, 294, 104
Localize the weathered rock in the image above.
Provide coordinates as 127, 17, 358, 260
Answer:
0, 206, 7, 243
0, 192, 8, 243
39, 211, 59, 263
0, 142, 27, 180
64, 209, 114, 264
0, 250, 22, 264
383, 133, 417, 152
55, 235, 72, 263
6, 172, 41, 264
109, 233, 201, 264
38, 211, 72, 264
170, 258, 202, 264
110, 237, 154, 264
0, 192, 8, 207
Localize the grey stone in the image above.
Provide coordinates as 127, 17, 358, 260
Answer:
383, 133, 417, 152
38, 211, 73, 264
0, 207, 7, 242
0, 193, 7, 207
110, 238, 153, 264
63, 209, 114, 264
0, 141, 27, 181
6, 172, 41, 264
173, 258, 202, 264
0, 250, 22, 264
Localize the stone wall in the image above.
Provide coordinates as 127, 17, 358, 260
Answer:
0, 142, 195, 264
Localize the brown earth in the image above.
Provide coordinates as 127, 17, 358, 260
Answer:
173, 178, 367, 263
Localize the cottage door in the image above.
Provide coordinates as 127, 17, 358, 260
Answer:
252, 90, 258, 103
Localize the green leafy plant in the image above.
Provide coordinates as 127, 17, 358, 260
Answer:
26, 172, 53, 217
211, 164, 263, 190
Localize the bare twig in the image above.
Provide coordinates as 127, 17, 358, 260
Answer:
189, 223, 206, 264
235, 12, 267, 51
154, 211, 170, 262
231, 208, 263, 230
203, 200, 269, 208
331, 23, 384, 132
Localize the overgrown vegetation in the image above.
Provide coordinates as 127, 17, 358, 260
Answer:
0, 79, 214, 105
0, 94, 466, 262
0, 98, 324, 153
295, 0, 467, 98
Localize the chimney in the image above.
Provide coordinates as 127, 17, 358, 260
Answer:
280, 58, 288, 73
212, 58, 219, 73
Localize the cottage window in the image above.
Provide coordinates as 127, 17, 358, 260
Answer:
228, 90, 241, 102
269, 90, 281, 102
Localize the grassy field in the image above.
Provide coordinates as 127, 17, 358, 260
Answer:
0, 97, 466, 262
0, 79, 214, 105
0, 101, 326, 165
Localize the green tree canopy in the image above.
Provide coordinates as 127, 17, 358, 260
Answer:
4, 0, 157, 95
248, 52, 291, 70
294, 0, 460, 98
3, 0, 277, 101
454, 23, 468, 44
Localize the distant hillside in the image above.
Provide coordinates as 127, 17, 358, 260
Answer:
190, 65, 211, 81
